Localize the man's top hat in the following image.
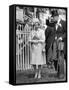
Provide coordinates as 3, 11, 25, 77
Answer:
51, 10, 59, 17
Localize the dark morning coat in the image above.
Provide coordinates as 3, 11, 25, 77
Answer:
45, 20, 66, 58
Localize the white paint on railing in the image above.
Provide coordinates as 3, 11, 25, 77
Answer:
16, 24, 32, 70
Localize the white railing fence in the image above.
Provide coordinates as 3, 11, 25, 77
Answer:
16, 24, 33, 71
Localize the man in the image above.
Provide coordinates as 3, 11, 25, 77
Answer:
45, 10, 66, 78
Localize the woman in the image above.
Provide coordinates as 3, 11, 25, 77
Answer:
29, 19, 46, 79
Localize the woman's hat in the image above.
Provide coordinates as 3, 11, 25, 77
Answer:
32, 18, 41, 28
32, 18, 40, 24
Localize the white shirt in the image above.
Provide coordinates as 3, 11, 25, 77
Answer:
56, 18, 62, 30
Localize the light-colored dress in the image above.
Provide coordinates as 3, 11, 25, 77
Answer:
29, 28, 46, 65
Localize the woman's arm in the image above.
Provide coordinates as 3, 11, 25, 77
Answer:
38, 30, 45, 43
29, 40, 38, 43
38, 40, 45, 43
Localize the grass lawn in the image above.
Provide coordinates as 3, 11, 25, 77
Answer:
16, 67, 66, 84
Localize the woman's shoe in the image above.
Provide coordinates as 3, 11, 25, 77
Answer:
38, 74, 41, 79
34, 73, 38, 79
